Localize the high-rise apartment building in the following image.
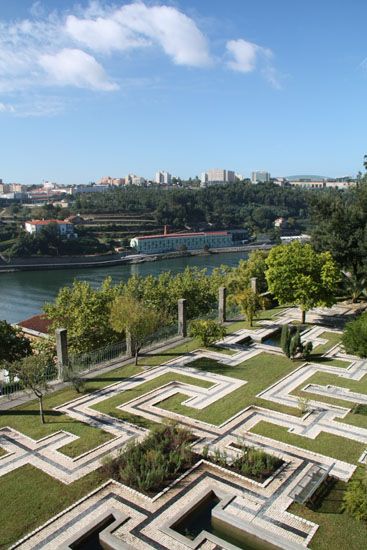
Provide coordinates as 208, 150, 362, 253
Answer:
251, 171, 271, 184
201, 169, 235, 187
155, 171, 172, 184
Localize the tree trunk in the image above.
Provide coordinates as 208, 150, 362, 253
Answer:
135, 349, 139, 365
39, 395, 45, 424
301, 310, 306, 324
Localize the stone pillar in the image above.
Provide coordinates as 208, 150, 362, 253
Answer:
250, 277, 258, 294
126, 330, 133, 358
218, 286, 227, 324
178, 299, 187, 337
55, 328, 68, 380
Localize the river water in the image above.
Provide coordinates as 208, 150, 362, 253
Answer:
0, 251, 248, 324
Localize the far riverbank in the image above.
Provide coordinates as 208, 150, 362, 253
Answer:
0, 244, 272, 274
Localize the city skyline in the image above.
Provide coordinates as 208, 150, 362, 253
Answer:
0, 1, 367, 184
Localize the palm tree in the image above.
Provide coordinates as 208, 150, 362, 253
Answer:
342, 271, 367, 303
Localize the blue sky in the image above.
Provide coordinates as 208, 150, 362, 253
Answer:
1, 0, 367, 185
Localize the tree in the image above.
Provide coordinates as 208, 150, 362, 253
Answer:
343, 469, 367, 522
110, 295, 162, 365
342, 312, 367, 357
189, 319, 226, 347
310, 185, 367, 276
280, 325, 292, 357
227, 250, 268, 295
265, 241, 340, 323
341, 271, 367, 303
0, 320, 31, 365
289, 327, 303, 359
7, 355, 50, 423
44, 278, 119, 354
232, 288, 260, 327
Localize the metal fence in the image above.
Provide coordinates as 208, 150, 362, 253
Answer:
0, 364, 58, 399
68, 339, 127, 375
67, 322, 178, 376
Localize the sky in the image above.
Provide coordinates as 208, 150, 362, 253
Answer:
1, 0, 367, 185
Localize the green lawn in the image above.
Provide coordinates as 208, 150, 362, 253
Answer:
290, 472, 367, 550
250, 421, 365, 464
0, 363, 141, 458
0, 465, 106, 550
0, 447, 7, 457
292, 371, 367, 410
92, 372, 213, 430
158, 353, 303, 424
225, 305, 288, 332
309, 356, 351, 368
314, 331, 342, 354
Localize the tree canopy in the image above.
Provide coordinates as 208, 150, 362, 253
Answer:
44, 278, 119, 355
265, 241, 340, 322
109, 295, 162, 364
342, 312, 367, 357
0, 320, 32, 365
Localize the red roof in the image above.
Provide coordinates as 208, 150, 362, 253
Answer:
136, 231, 230, 240
27, 219, 72, 226
17, 314, 51, 334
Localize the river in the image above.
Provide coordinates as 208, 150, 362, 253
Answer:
0, 251, 248, 324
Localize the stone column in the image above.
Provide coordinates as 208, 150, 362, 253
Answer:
178, 298, 187, 337
55, 328, 68, 380
250, 277, 258, 294
218, 286, 227, 323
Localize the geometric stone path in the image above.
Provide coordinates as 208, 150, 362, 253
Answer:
3, 304, 367, 549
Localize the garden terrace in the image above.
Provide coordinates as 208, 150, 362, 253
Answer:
0, 304, 367, 549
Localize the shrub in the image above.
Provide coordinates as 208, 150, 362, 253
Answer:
343, 470, 367, 522
102, 423, 195, 494
342, 313, 367, 357
189, 319, 226, 347
207, 444, 282, 482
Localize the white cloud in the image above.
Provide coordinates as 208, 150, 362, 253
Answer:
226, 38, 280, 88
66, 3, 212, 67
0, 2, 280, 115
39, 48, 118, 91
226, 39, 272, 72
65, 14, 149, 53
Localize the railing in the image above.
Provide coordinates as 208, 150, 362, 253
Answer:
0, 365, 58, 399
67, 322, 178, 376
68, 339, 127, 374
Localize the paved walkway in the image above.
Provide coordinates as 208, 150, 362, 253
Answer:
3, 303, 367, 549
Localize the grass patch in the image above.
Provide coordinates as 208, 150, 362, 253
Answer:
158, 353, 303, 424
290, 471, 367, 550
92, 372, 214, 430
0, 447, 7, 458
225, 305, 288, 332
292, 371, 367, 410
310, 356, 351, 368
250, 421, 365, 464
0, 465, 106, 550
314, 332, 342, 354
137, 338, 202, 366
207, 344, 238, 355
0, 364, 141, 458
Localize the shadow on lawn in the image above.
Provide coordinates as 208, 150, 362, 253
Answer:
0, 409, 62, 418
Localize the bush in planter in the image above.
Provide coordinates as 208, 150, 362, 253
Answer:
102, 423, 195, 494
